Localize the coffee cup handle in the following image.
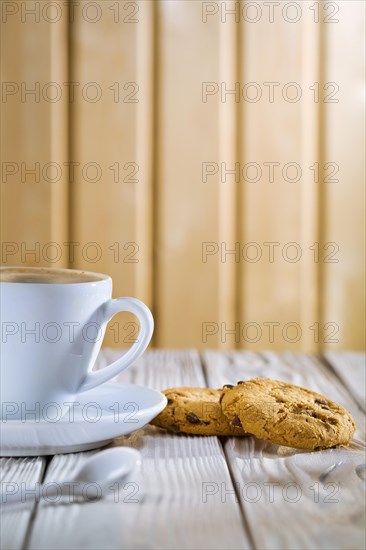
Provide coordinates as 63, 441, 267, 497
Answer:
79, 297, 154, 392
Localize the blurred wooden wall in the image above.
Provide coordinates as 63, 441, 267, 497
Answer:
1, 0, 365, 351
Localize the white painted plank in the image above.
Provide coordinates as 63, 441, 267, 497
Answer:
324, 352, 366, 411
0, 457, 46, 550
28, 350, 250, 550
108, 348, 207, 390
203, 351, 366, 550
222, 437, 365, 550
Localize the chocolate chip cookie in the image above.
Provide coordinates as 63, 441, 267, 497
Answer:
221, 378, 356, 450
151, 387, 247, 436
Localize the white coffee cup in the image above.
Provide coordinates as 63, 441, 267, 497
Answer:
0, 267, 154, 421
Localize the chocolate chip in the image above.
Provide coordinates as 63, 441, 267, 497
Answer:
315, 398, 328, 406
303, 409, 317, 418
237, 381, 245, 385
186, 412, 200, 424
327, 418, 338, 425
167, 399, 173, 405
223, 384, 234, 389
232, 416, 242, 427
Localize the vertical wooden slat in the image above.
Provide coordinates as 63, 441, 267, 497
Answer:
50, 5, 69, 250
135, 0, 155, 306
70, 1, 153, 346
0, 3, 68, 266
217, 8, 240, 348
238, 13, 306, 351
322, 0, 365, 350
155, 0, 223, 347
300, 11, 323, 352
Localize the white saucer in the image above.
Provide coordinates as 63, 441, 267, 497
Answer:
0, 383, 167, 456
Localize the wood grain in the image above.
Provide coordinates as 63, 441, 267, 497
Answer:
300, 10, 322, 352
217, 5, 240, 348
2, 351, 365, 550
154, 1, 224, 347
325, 351, 366, 411
1, 1, 364, 351
0, 457, 46, 550
322, 0, 366, 351
69, 1, 150, 347
27, 350, 250, 550
238, 12, 305, 351
0, 4, 68, 267
202, 350, 366, 550
135, 0, 156, 308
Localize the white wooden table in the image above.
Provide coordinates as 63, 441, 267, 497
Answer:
1, 350, 365, 550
